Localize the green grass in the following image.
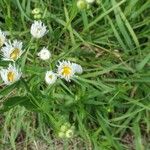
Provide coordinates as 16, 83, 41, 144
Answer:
0, 0, 150, 149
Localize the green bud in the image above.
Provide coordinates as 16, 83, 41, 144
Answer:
60, 122, 71, 132
60, 125, 68, 132
34, 14, 42, 19
77, 0, 87, 10
32, 8, 41, 15
65, 129, 74, 138
58, 132, 65, 138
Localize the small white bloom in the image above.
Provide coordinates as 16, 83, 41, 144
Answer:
0, 64, 22, 85
45, 71, 57, 85
37, 47, 51, 60
72, 63, 83, 74
30, 20, 47, 38
1, 40, 24, 61
57, 60, 75, 82
0, 29, 6, 47
85, 0, 95, 3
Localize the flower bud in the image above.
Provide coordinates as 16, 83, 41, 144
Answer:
65, 129, 74, 138
58, 132, 65, 138
32, 8, 41, 15
34, 14, 42, 19
77, 0, 87, 10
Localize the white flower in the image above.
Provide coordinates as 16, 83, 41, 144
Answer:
57, 60, 75, 82
0, 64, 22, 85
1, 40, 24, 61
45, 71, 57, 85
0, 29, 6, 47
85, 0, 95, 3
72, 63, 83, 74
37, 47, 51, 60
30, 20, 47, 38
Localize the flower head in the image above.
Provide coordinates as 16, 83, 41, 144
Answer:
72, 63, 83, 74
57, 60, 75, 82
1, 40, 24, 61
45, 71, 57, 85
30, 20, 47, 38
0, 30, 6, 47
0, 64, 22, 85
37, 47, 51, 60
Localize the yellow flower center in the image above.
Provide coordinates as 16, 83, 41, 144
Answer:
62, 66, 72, 76
10, 48, 20, 60
7, 71, 15, 82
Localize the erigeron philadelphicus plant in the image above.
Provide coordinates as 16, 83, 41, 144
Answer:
0, 19, 83, 138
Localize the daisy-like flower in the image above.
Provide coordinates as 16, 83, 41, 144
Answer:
57, 60, 75, 82
0, 64, 22, 85
72, 63, 83, 74
45, 71, 57, 85
1, 40, 24, 61
85, 0, 95, 3
30, 20, 47, 38
0, 29, 6, 47
37, 47, 51, 60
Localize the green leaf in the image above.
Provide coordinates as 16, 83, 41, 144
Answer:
136, 53, 150, 71
0, 81, 20, 97
19, 98, 40, 112
0, 96, 27, 113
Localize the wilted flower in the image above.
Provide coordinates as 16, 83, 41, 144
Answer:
30, 20, 47, 38
57, 60, 75, 82
37, 47, 51, 60
0, 29, 6, 47
45, 71, 57, 85
1, 40, 24, 61
0, 64, 22, 85
34, 14, 42, 19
